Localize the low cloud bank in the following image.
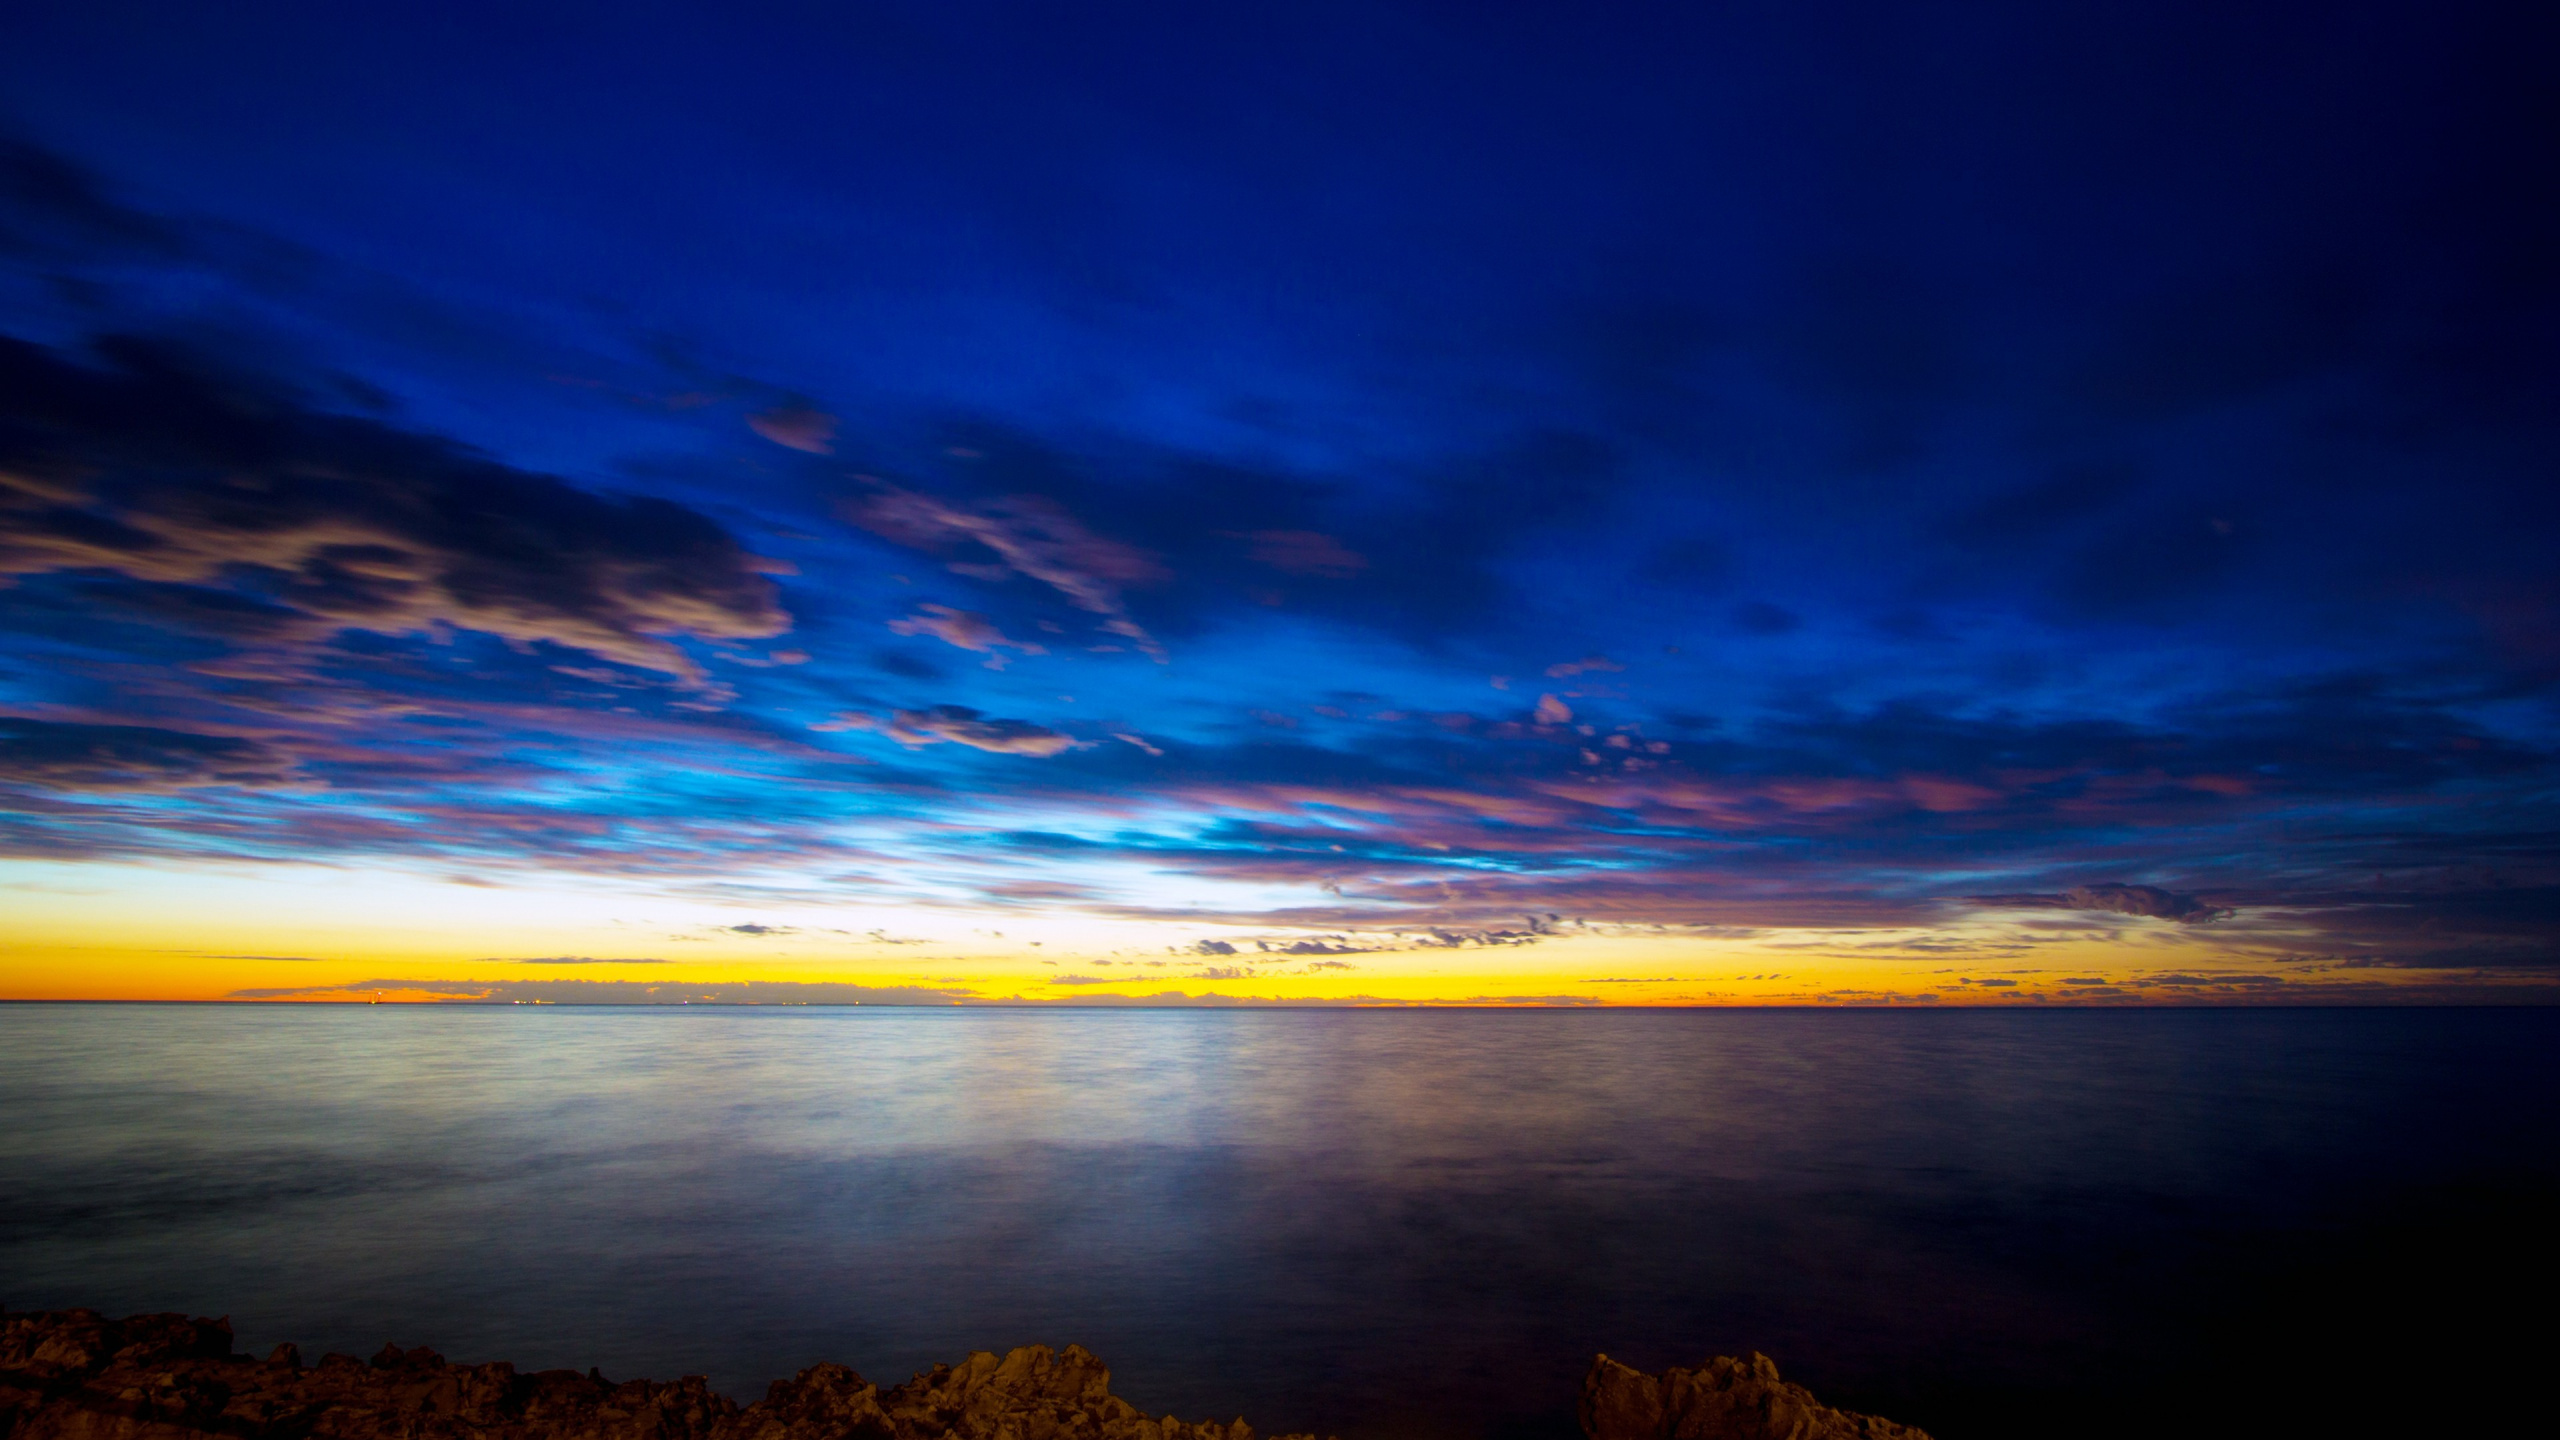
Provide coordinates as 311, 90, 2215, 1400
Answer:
228, 978, 974, 1004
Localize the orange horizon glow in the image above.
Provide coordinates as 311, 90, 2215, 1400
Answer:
8, 857, 2545, 1008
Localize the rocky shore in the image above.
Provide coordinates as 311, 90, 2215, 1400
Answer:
0, 1308, 1925, 1440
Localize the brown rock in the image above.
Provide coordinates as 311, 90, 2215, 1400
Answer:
0, 1310, 1323, 1440
1579, 1354, 1928, 1440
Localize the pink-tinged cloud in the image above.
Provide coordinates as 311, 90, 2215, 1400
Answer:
1241, 530, 1368, 578
1529, 773, 1975, 826
887, 603, 1047, 666
844, 483, 1167, 659
1544, 654, 1624, 678
0, 717, 296, 792
0, 472, 789, 681
818, 704, 1078, 757
1535, 694, 1574, 724
747, 401, 838, 454
1901, 776, 2007, 812
0, 346, 791, 682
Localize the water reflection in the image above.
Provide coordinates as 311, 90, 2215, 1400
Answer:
2, 1007, 2554, 1439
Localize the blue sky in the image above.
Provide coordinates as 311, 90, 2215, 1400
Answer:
2, 1, 2555, 1001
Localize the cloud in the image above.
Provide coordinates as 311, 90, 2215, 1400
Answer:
2275, 887, 2560, 970
1535, 694, 1573, 724
226, 978, 974, 1004
887, 603, 1046, 664
1241, 530, 1368, 578
1035, 990, 1437, 1008
0, 138, 185, 259
1191, 939, 1237, 955
0, 717, 292, 791
868, 413, 1664, 652
886, 706, 1078, 756
0, 335, 790, 681
845, 482, 1166, 658
507, 957, 669, 965
2060, 883, 2230, 923
1543, 654, 1623, 678
818, 704, 1077, 756
746, 400, 837, 454
722, 923, 794, 936
1417, 923, 1551, 947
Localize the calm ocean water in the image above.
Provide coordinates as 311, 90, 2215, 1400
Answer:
3, 1005, 2555, 1438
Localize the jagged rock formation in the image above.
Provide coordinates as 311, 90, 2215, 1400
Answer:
0, 1309, 1299, 1440
1, 1309, 1930, 1440
1580, 1353, 1929, 1440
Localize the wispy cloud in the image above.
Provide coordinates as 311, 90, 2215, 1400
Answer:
1240, 530, 1368, 578
747, 399, 837, 454
815, 705, 1079, 756
845, 483, 1166, 659
0, 336, 790, 682
887, 603, 1047, 667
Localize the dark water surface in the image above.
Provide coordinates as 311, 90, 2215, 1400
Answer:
4, 1006, 2556, 1438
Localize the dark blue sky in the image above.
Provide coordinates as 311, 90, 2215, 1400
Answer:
2, 1, 2554, 999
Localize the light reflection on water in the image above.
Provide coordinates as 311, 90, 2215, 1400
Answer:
3, 1006, 2554, 1439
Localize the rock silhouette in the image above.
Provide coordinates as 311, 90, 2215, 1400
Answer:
1, 1309, 1925, 1440
1581, 1353, 1929, 1440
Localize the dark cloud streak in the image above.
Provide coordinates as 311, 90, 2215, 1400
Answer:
0, 334, 789, 681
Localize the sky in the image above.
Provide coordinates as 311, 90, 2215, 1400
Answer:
2, 0, 2555, 1005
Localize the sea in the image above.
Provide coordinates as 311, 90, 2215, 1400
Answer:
3, 1005, 2555, 1439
